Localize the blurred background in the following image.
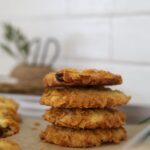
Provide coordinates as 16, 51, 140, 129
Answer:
0, 0, 149, 106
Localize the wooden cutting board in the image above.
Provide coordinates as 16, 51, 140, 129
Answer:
6, 117, 148, 150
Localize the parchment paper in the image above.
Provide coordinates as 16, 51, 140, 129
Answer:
6, 117, 148, 150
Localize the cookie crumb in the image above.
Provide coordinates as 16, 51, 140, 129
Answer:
31, 127, 37, 131
34, 122, 40, 126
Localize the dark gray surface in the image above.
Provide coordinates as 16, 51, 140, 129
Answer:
119, 105, 150, 124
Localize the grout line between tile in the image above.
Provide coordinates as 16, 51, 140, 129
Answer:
63, 56, 150, 67
1, 12, 150, 21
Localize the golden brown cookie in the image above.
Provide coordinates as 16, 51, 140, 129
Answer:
44, 108, 126, 129
40, 87, 130, 108
44, 68, 122, 87
0, 96, 20, 138
0, 108, 20, 123
41, 125, 126, 148
0, 96, 19, 111
0, 139, 21, 150
0, 111, 20, 137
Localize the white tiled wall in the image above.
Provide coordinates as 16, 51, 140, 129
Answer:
0, 0, 67, 17
0, 0, 150, 105
114, 0, 150, 14
68, 0, 114, 15
113, 16, 150, 63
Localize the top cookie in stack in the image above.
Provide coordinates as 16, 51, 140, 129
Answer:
43, 68, 122, 87
40, 68, 131, 148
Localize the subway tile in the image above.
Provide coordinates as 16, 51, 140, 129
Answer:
0, 0, 67, 18
62, 18, 110, 59
0, 18, 110, 63
113, 16, 150, 63
114, 0, 150, 14
68, 0, 113, 15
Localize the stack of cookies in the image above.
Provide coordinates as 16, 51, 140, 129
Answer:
40, 68, 131, 148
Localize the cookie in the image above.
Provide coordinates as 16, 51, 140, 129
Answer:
44, 68, 122, 87
0, 96, 19, 111
40, 87, 130, 108
0, 108, 20, 123
0, 96, 20, 137
44, 108, 126, 129
0, 139, 21, 150
0, 110, 20, 137
41, 125, 126, 148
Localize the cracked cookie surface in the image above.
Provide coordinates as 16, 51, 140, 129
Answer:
40, 87, 130, 108
44, 108, 126, 129
41, 125, 126, 148
44, 68, 122, 87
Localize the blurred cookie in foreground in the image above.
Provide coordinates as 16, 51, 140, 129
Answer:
0, 96, 19, 111
44, 108, 126, 129
40, 87, 130, 108
0, 107, 20, 123
41, 125, 126, 148
0, 139, 21, 150
0, 109, 20, 137
0, 96, 20, 137
44, 68, 122, 87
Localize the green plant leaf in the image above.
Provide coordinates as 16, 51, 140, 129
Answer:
3, 23, 14, 41
14, 29, 30, 58
0, 43, 16, 57
1, 23, 31, 61
22, 42, 30, 55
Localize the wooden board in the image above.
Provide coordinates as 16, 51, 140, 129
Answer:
6, 117, 148, 150
0, 82, 43, 95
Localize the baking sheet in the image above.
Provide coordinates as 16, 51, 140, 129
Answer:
6, 117, 149, 150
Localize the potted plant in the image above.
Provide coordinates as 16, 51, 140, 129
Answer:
0, 23, 57, 91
